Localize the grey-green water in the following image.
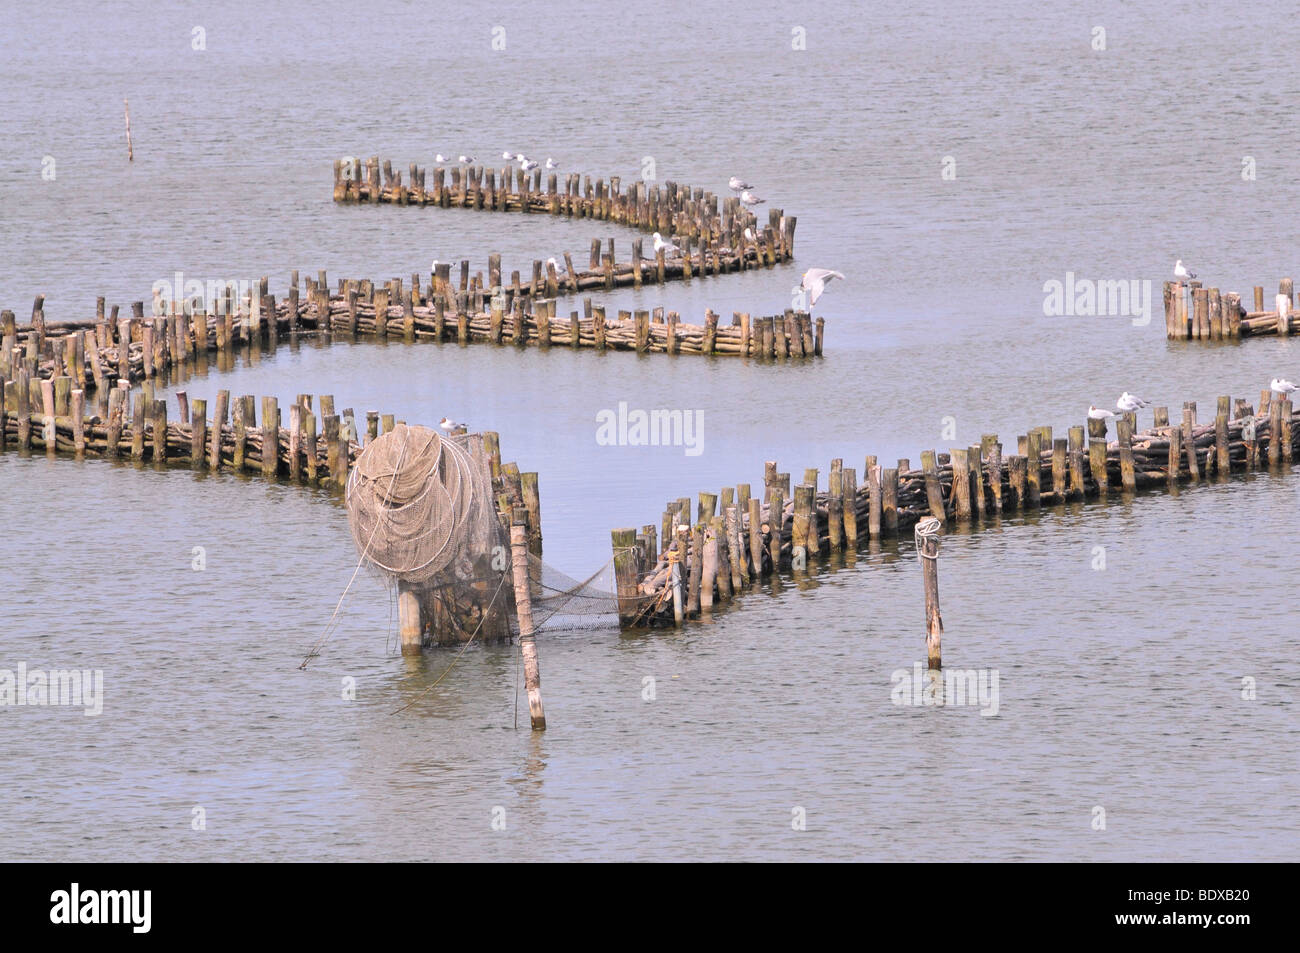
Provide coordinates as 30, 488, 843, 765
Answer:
0, 0, 1296, 860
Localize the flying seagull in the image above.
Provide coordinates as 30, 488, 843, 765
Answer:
797, 268, 845, 306
1174, 259, 1196, 280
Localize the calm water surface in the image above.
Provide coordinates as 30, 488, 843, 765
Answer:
0, 0, 1296, 860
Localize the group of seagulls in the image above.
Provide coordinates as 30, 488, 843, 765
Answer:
1089, 379, 1299, 422
727, 175, 765, 208
434, 151, 558, 172
730, 174, 846, 308
1088, 392, 1149, 420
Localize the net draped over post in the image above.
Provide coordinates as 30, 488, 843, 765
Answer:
345, 424, 495, 585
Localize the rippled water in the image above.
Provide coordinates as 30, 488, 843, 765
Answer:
1, 0, 1297, 860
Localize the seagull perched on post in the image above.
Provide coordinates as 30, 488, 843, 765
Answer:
728, 176, 753, 193
1088, 405, 1117, 420
1270, 377, 1297, 395
545, 157, 558, 170
519, 157, 540, 173
501, 151, 514, 160
796, 268, 845, 307
435, 153, 448, 163
1174, 259, 1196, 280
739, 189, 765, 207
439, 417, 467, 434
458, 154, 475, 164
1116, 392, 1149, 413
652, 232, 680, 257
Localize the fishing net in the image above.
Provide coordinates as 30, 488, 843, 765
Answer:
523, 555, 622, 633
345, 424, 494, 585
346, 423, 622, 639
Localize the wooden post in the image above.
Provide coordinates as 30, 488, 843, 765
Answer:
512, 511, 546, 730
191, 397, 206, 469
881, 468, 899, 532
397, 580, 423, 655
1026, 430, 1042, 506
262, 396, 279, 479
916, 517, 943, 670
611, 527, 639, 624
951, 448, 972, 520
766, 490, 784, 571
123, 98, 133, 161
1116, 417, 1136, 491
71, 389, 85, 455
921, 450, 946, 523
1184, 407, 1201, 479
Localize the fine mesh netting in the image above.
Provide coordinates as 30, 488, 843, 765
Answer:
523, 554, 622, 633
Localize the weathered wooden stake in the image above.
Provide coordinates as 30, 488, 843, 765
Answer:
916, 517, 943, 670
512, 509, 546, 730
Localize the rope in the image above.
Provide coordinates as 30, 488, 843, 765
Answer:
914, 516, 942, 560
299, 427, 411, 669
389, 569, 510, 715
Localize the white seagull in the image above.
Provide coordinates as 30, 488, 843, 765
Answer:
458, 154, 475, 164
1116, 392, 1149, 413
728, 176, 753, 193
797, 268, 845, 306
1174, 259, 1196, 280
742, 227, 756, 244
1270, 377, 1297, 395
1088, 405, 1117, 420
546, 256, 565, 274
519, 157, 540, 173
545, 157, 558, 170
435, 153, 449, 163
652, 232, 680, 256
501, 151, 514, 160
739, 189, 765, 207
439, 417, 466, 433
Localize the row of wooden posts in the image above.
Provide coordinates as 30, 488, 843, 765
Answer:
1165, 277, 1300, 339
1, 272, 822, 391
0, 370, 543, 579
610, 389, 1300, 635
333, 156, 797, 269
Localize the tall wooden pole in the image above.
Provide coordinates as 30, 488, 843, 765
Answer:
123, 99, 134, 162
512, 508, 546, 730
916, 517, 943, 670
